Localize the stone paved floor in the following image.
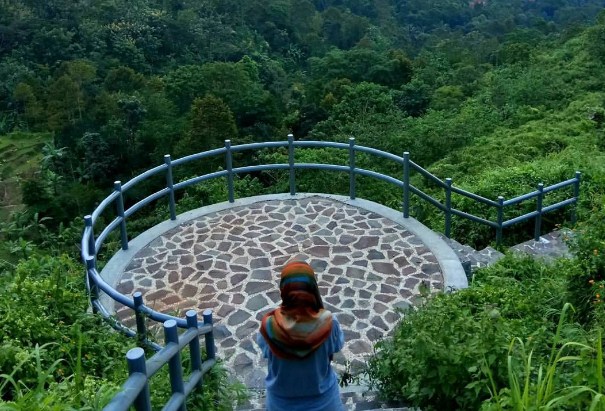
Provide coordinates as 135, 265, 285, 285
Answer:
112, 197, 444, 389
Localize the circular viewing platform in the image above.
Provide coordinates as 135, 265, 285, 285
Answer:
100, 194, 466, 387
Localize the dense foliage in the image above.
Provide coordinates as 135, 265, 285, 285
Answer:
1, 0, 605, 240
368, 252, 605, 410
2, 0, 605, 409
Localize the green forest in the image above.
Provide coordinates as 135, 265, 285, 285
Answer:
1, 0, 605, 409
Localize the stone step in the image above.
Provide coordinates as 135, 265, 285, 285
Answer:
235, 385, 414, 411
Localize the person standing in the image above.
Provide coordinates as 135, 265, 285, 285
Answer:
257, 261, 345, 411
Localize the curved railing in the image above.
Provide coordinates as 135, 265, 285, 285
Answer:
81, 136, 580, 406
82, 135, 581, 335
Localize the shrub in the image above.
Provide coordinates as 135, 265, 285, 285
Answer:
367, 255, 568, 410
567, 198, 605, 326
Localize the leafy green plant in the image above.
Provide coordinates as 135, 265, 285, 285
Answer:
483, 304, 605, 411
567, 195, 605, 326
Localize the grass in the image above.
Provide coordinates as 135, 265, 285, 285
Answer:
484, 303, 605, 410
0, 132, 52, 224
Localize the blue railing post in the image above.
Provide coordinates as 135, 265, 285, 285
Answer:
496, 196, 504, 247
164, 155, 177, 221
445, 178, 453, 238
133, 292, 147, 346
348, 137, 356, 200
84, 215, 96, 266
86, 257, 99, 313
202, 309, 215, 360
534, 183, 544, 241
127, 347, 152, 411
186, 311, 202, 383
114, 181, 129, 250
403, 152, 410, 218
225, 140, 234, 203
164, 320, 186, 411
572, 171, 581, 224
288, 134, 295, 196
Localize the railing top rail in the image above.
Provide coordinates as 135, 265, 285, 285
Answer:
122, 163, 168, 192
171, 146, 227, 167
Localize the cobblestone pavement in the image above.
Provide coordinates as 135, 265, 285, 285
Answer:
113, 196, 444, 389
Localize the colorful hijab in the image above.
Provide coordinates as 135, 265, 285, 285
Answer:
260, 261, 333, 359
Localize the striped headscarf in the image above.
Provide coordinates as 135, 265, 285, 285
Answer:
260, 261, 333, 359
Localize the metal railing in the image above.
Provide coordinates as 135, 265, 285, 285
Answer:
81, 135, 580, 407
103, 310, 216, 411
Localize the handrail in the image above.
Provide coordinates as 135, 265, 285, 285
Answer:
81, 135, 580, 409
103, 311, 216, 411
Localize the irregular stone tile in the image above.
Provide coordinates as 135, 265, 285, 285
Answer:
310, 259, 328, 272
236, 320, 258, 339
372, 262, 399, 276
365, 273, 381, 283
181, 267, 195, 279
228, 310, 251, 326
346, 267, 365, 279
240, 339, 258, 355
266, 291, 280, 304
339, 235, 356, 245
251, 270, 272, 281
250, 258, 270, 269
367, 250, 385, 260
375, 294, 396, 303
230, 274, 247, 286
380, 284, 398, 294
234, 352, 253, 372
367, 328, 383, 342
343, 329, 360, 340
349, 340, 371, 354
217, 304, 236, 317
336, 313, 355, 326
324, 295, 341, 306
421, 263, 441, 275
331, 255, 350, 265
195, 261, 213, 271
373, 302, 388, 314
404, 277, 420, 289
244, 282, 272, 295
385, 311, 400, 324
145, 289, 170, 301
246, 295, 269, 311
359, 290, 371, 299
353, 236, 379, 249
371, 316, 389, 331
208, 270, 227, 279
231, 294, 245, 305
217, 294, 230, 303
120, 280, 134, 294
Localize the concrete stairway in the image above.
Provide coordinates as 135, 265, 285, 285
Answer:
442, 229, 574, 279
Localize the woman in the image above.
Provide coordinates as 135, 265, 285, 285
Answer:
257, 261, 345, 411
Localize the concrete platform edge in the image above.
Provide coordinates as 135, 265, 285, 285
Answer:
99, 193, 468, 313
